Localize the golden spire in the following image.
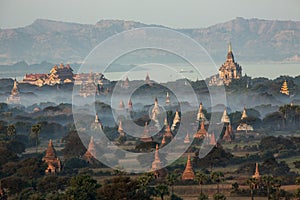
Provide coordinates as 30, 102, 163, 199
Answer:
197, 102, 207, 122
44, 139, 57, 160
141, 122, 153, 142
86, 136, 96, 157
209, 133, 217, 146
241, 107, 248, 120
182, 154, 195, 180
280, 80, 289, 95
164, 124, 173, 138
119, 100, 125, 110
128, 99, 133, 111
161, 135, 166, 145
221, 108, 230, 123
223, 124, 232, 142
171, 110, 180, 131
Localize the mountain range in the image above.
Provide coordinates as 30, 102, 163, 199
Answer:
0, 17, 299, 65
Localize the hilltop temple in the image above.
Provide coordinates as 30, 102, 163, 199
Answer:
42, 139, 61, 174
209, 43, 242, 86
7, 79, 21, 104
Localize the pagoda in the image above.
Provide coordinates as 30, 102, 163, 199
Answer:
42, 139, 61, 174
152, 111, 161, 130
171, 110, 180, 131
196, 102, 207, 123
119, 100, 125, 110
161, 135, 166, 146
7, 79, 21, 104
151, 144, 166, 178
91, 113, 103, 131
141, 122, 153, 142
83, 136, 97, 164
237, 107, 254, 132
184, 132, 191, 144
128, 99, 133, 111
145, 73, 152, 85
222, 124, 233, 142
280, 80, 289, 96
209, 133, 217, 146
221, 108, 230, 124
164, 124, 173, 138
252, 163, 261, 179
152, 97, 161, 116
118, 120, 125, 136
165, 92, 170, 106
122, 76, 130, 89
182, 155, 195, 180
194, 121, 207, 139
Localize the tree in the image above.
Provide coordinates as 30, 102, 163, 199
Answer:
246, 178, 257, 200
262, 175, 274, 200
136, 173, 155, 199
195, 172, 208, 195
273, 178, 281, 200
64, 175, 100, 200
213, 193, 226, 200
167, 172, 179, 195
30, 124, 41, 153
6, 124, 16, 141
198, 192, 209, 200
154, 184, 169, 200
211, 171, 224, 194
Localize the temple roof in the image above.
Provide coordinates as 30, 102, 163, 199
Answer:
44, 139, 57, 160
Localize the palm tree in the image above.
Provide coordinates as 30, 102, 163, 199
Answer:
6, 124, 16, 141
154, 184, 169, 200
262, 175, 274, 200
246, 178, 257, 200
137, 172, 155, 198
166, 172, 179, 195
273, 178, 281, 200
30, 124, 41, 153
211, 171, 224, 194
195, 172, 208, 194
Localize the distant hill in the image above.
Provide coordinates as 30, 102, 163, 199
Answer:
0, 17, 299, 64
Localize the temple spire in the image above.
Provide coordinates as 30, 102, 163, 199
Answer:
182, 154, 195, 180
184, 132, 190, 144
241, 107, 248, 120
252, 163, 261, 179
221, 108, 230, 124
171, 110, 180, 131
166, 92, 170, 106
228, 42, 232, 52
280, 80, 289, 96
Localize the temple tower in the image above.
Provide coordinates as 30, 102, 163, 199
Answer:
280, 80, 289, 96
221, 108, 230, 124
91, 113, 103, 131
182, 154, 195, 180
83, 136, 97, 164
194, 121, 207, 139
197, 102, 207, 123
7, 79, 21, 104
43, 139, 61, 174
171, 110, 180, 131
184, 132, 191, 144
165, 92, 170, 106
252, 163, 261, 179
141, 122, 153, 142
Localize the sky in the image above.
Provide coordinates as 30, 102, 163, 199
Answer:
0, 0, 300, 29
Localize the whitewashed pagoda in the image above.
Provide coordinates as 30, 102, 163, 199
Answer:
7, 79, 21, 104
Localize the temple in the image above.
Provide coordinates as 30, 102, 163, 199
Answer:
223, 124, 233, 142
151, 144, 167, 178
237, 107, 254, 132
118, 120, 125, 136
165, 92, 170, 106
141, 122, 153, 142
164, 124, 173, 139
79, 73, 98, 97
184, 132, 191, 144
209, 43, 242, 86
42, 139, 61, 174
128, 99, 133, 111
221, 108, 230, 124
194, 121, 207, 139
182, 155, 195, 180
171, 110, 180, 131
122, 77, 130, 89
252, 163, 261, 179
91, 113, 103, 131
7, 79, 21, 104
280, 80, 289, 96
196, 102, 207, 123
83, 136, 97, 164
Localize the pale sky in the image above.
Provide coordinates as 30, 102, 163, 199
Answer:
0, 0, 299, 29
